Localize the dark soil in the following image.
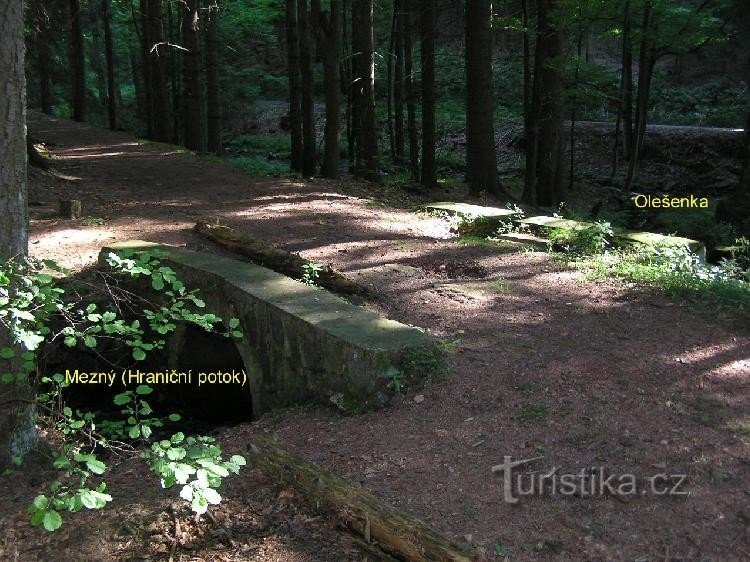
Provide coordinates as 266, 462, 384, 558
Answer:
3, 112, 749, 561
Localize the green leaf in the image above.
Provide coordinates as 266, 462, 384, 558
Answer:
113, 393, 131, 405
86, 459, 106, 475
170, 431, 185, 443
135, 384, 153, 395
43, 510, 62, 532
128, 425, 141, 439
0, 348, 15, 359
229, 318, 240, 329
168, 413, 181, 422
141, 424, 153, 439
132, 348, 146, 361
63, 336, 77, 347
33, 495, 49, 510
152, 273, 164, 291
230, 455, 247, 467
83, 336, 97, 348
1, 373, 14, 383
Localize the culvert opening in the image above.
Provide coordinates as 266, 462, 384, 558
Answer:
49, 322, 253, 435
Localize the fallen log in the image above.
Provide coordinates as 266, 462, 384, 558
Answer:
247, 437, 475, 562
194, 221, 366, 296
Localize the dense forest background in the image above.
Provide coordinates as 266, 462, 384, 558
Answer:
22, 0, 750, 232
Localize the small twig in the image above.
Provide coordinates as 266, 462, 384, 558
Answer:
491, 456, 544, 474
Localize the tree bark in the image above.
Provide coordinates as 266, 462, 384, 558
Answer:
403, 0, 419, 181
742, 111, 750, 190
298, 0, 316, 176
69, 0, 86, 122
534, 0, 565, 207
465, 0, 499, 196
31, 0, 54, 114
146, 0, 171, 142
317, 0, 342, 179
286, 0, 304, 172
182, 0, 204, 151
205, 0, 222, 155
420, 0, 437, 188
393, 0, 405, 163
102, 0, 118, 130
625, 0, 654, 192
0, 0, 36, 468
621, 0, 633, 161
521, 0, 537, 203
351, 0, 379, 181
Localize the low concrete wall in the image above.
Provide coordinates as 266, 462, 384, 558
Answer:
99, 241, 438, 417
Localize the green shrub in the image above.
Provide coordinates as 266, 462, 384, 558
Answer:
0, 251, 246, 530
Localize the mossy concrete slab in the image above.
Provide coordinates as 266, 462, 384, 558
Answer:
494, 232, 549, 250
518, 215, 592, 230
423, 202, 519, 219
615, 231, 706, 260
99, 241, 439, 416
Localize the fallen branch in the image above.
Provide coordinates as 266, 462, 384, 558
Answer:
247, 437, 475, 562
194, 221, 367, 296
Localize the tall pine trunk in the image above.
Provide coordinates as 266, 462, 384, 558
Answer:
625, 0, 654, 192
286, 0, 303, 172
393, 0, 405, 163
521, 0, 536, 203
0, 0, 36, 468
146, 0, 171, 141
32, 0, 54, 114
102, 0, 117, 130
318, 0, 342, 178
534, 0, 565, 206
403, 0, 419, 181
465, 0, 498, 196
205, 1, 222, 155
182, 0, 203, 151
352, 0, 379, 181
419, 0, 436, 188
298, 0, 316, 176
69, 0, 86, 122
621, 0, 633, 162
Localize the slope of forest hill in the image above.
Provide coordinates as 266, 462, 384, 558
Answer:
10, 112, 750, 561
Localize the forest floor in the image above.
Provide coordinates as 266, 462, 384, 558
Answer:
2, 112, 749, 561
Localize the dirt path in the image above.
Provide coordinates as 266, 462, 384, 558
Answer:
17, 113, 750, 561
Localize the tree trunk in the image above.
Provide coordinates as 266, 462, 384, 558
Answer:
621, 0, 633, 161
465, 0, 499, 196
89, 5, 108, 103
298, 0, 316, 176
351, 0, 379, 181
32, 0, 54, 114
393, 0, 405, 163
386, 4, 396, 158
0, 0, 36, 468
102, 0, 117, 130
742, 111, 750, 190
286, 0, 303, 172
403, 0, 419, 181
318, 0, 342, 179
146, 0, 171, 142
625, 0, 654, 192
521, 0, 537, 203
69, 0, 86, 122
420, 0, 436, 188
205, 0, 222, 155
182, 0, 203, 151
534, 0, 565, 207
